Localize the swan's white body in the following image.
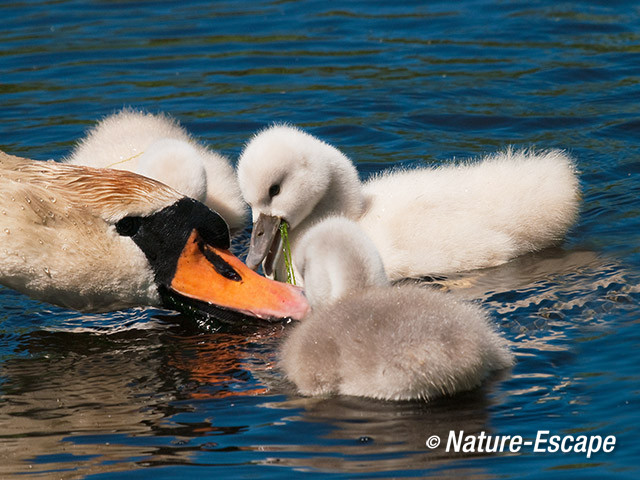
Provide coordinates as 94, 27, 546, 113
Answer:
237, 125, 580, 282
1, 151, 178, 311
0, 150, 309, 319
279, 217, 514, 401
66, 109, 246, 232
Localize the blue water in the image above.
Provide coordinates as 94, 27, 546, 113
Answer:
1, 0, 640, 478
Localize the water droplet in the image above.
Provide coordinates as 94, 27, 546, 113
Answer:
38, 239, 44, 245
3, 228, 9, 235
50, 197, 57, 203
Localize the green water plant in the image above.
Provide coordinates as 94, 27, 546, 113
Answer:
279, 221, 296, 285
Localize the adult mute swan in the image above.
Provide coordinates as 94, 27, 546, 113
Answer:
237, 125, 580, 282
65, 108, 247, 233
0, 150, 308, 320
279, 217, 514, 401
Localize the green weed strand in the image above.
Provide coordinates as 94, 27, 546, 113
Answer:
279, 221, 297, 285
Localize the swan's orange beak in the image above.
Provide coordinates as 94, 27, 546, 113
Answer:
168, 231, 309, 322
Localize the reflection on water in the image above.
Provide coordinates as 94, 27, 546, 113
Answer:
0, 324, 282, 477
2, 0, 640, 478
1, 331, 170, 477
259, 390, 500, 475
437, 248, 639, 319
0, 321, 511, 478
1, 244, 637, 477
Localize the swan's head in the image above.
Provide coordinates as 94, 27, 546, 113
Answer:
1, 155, 308, 321
294, 217, 388, 307
237, 124, 351, 273
112, 195, 308, 322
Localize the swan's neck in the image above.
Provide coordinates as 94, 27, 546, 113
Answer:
325, 152, 365, 216
299, 157, 364, 235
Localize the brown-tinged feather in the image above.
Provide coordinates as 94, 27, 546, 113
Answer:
1, 150, 182, 222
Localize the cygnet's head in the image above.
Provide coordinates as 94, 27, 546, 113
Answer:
294, 217, 388, 307
66, 109, 247, 234
137, 138, 208, 203
138, 138, 246, 233
237, 124, 349, 229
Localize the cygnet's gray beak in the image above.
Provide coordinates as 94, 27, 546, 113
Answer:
246, 213, 282, 276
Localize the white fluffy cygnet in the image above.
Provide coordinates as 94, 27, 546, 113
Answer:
279, 217, 514, 401
237, 124, 580, 281
66, 108, 246, 232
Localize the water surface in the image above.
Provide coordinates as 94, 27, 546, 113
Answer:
1, 1, 639, 478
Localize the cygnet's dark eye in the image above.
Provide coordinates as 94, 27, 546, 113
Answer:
268, 183, 281, 198
115, 216, 143, 237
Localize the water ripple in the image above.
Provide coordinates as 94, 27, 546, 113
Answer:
1, 0, 640, 478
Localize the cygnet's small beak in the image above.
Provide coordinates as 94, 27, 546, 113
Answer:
246, 213, 282, 276
168, 230, 308, 322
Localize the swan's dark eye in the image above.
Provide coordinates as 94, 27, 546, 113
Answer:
268, 183, 281, 198
115, 216, 142, 237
